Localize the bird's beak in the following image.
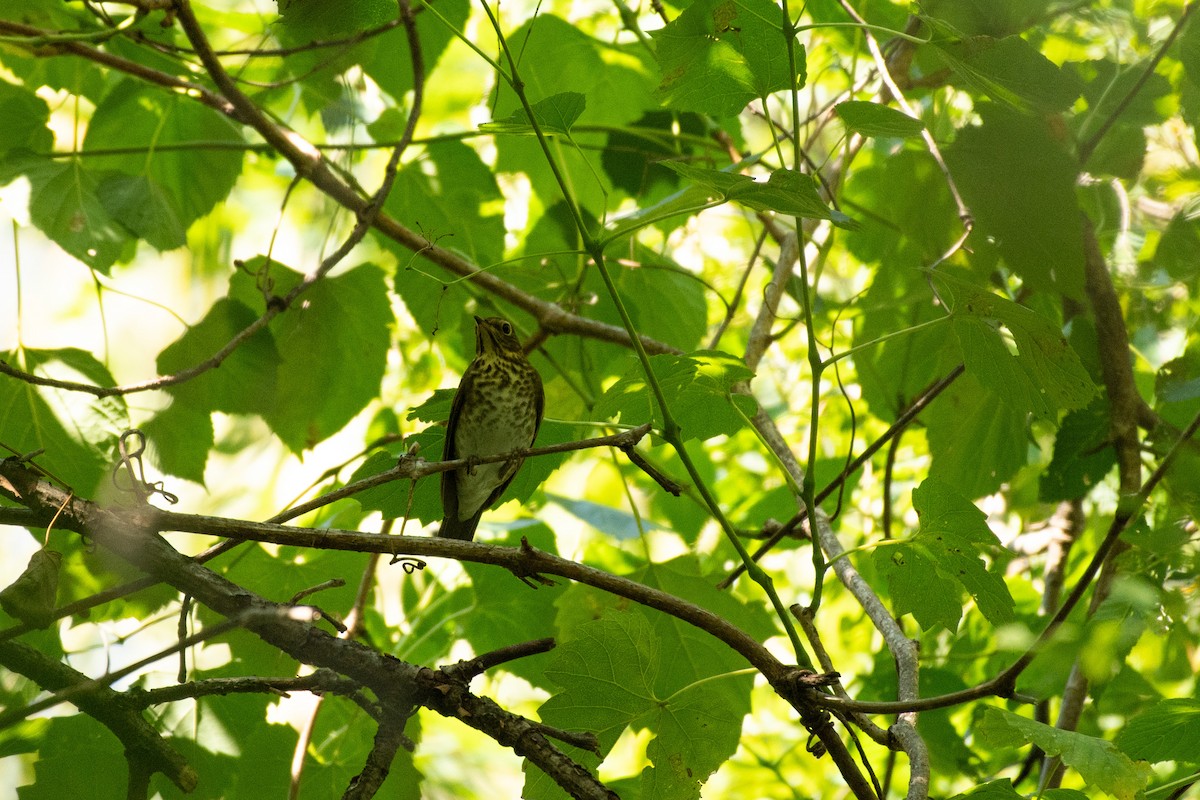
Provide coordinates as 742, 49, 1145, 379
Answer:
473, 316, 486, 353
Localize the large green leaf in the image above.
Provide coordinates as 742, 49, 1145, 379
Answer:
595, 351, 756, 442
874, 478, 1015, 631
924, 373, 1028, 499
481, 92, 587, 137
1115, 697, 1200, 763
936, 35, 1082, 112
534, 602, 752, 800
227, 262, 393, 452
944, 275, 1096, 416
977, 708, 1151, 800
0, 80, 53, 161
653, 0, 803, 117
83, 80, 244, 244
0, 348, 125, 495
26, 159, 128, 272
835, 101, 925, 138
385, 139, 506, 270
944, 105, 1085, 298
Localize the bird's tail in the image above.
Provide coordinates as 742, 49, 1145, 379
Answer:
437, 511, 483, 541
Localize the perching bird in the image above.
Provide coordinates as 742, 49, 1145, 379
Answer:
438, 316, 544, 540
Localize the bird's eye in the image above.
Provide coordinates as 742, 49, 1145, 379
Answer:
500, 322, 512, 335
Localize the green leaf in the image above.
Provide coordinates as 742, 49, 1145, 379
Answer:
481, 92, 587, 136
621, 263, 709, 352
0, 348, 125, 494
936, 35, 1082, 112
460, 524, 567, 687
1115, 697, 1200, 763
17, 716, 127, 799
944, 274, 1096, 416
243, 263, 392, 452
659, 164, 856, 227
875, 478, 1014, 631
600, 110, 708, 198
948, 778, 1025, 799
924, 373, 1028, 499
0, 549, 62, 629
548, 494, 650, 539
976, 708, 1152, 800
384, 139, 506, 270
352, 430, 444, 524
595, 351, 756, 442
276, 0, 395, 39
157, 298, 281, 416
1040, 397, 1116, 501
0, 79, 53, 159
83, 80, 244, 240
362, 0, 468, 103
835, 101, 926, 138
537, 603, 751, 799
27, 159, 128, 271
95, 174, 187, 251
488, 14, 656, 216
1155, 212, 1200, 282
140, 397, 215, 485
873, 543, 964, 631
944, 104, 1085, 298
654, 0, 804, 117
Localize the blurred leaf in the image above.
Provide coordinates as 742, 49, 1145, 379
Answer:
919, 0, 1056, 37
17, 716, 127, 799
1155, 212, 1200, 281
0, 348, 125, 494
948, 778, 1025, 799
0, 549, 62, 628
945, 105, 1085, 298
363, 0, 468, 102
936, 35, 1082, 112
0, 79, 53, 160
835, 101, 925, 138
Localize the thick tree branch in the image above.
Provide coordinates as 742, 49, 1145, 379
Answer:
0, 460, 618, 800
1, 457, 865, 795
0, 638, 197, 792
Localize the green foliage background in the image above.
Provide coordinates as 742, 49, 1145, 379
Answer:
1, 0, 1199, 798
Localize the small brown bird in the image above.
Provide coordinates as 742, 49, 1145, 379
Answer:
438, 316, 544, 540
